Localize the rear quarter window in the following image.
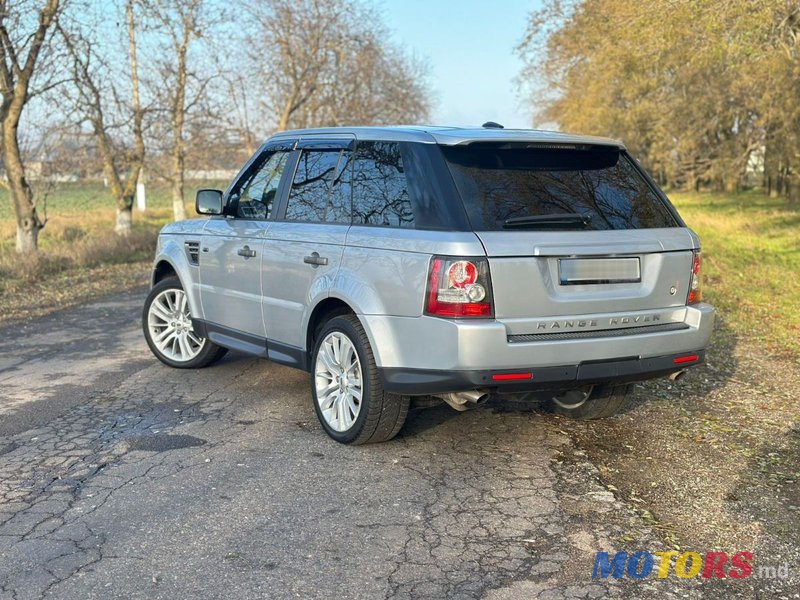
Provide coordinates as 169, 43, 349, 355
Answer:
441, 144, 678, 231
352, 142, 414, 228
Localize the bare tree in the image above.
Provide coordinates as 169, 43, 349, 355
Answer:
0, 0, 63, 253
246, 0, 430, 132
220, 71, 258, 156
60, 0, 145, 235
147, 0, 211, 222
319, 31, 431, 126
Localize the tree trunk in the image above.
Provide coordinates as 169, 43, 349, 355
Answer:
277, 104, 291, 132
788, 170, 800, 205
0, 0, 60, 254
172, 148, 187, 220
4, 114, 44, 253
115, 193, 134, 235
126, 0, 146, 217
170, 30, 188, 222
16, 224, 39, 254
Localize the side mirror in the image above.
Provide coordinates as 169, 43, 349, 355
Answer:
196, 189, 224, 215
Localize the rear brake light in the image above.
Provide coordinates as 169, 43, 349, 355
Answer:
687, 251, 702, 304
425, 256, 494, 318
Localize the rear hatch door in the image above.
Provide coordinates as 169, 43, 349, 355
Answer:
440, 142, 697, 333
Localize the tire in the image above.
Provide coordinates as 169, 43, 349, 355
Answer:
543, 384, 632, 420
311, 314, 409, 445
142, 277, 228, 369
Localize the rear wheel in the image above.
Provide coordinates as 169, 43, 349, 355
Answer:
543, 384, 631, 419
311, 315, 409, 444
142, 277, 227, 369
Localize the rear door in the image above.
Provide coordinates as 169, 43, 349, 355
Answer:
440, 144, 697, 333
261, 136, 354, 356
199, 140, 294, 345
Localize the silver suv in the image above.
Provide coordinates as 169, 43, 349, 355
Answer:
142, 125, 715, 444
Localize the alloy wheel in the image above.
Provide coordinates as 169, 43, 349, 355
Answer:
147, 288, 204, 362
315, 331, 363, 432
551, 385, 593, 410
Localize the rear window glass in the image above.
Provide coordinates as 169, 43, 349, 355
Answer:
440, 145, 677, 231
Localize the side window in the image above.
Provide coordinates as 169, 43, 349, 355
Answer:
232, 150, 289, 219
285, 149, 352, 223
352, 141, 414, 228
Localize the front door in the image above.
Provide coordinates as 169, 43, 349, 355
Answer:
199, 142, 294, 350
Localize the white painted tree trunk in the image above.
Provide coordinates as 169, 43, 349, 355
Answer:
115, 207, 133, 235
136, 181, 146, 211
15, 225, 39, 253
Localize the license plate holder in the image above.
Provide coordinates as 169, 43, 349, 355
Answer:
559, 257, 641, 285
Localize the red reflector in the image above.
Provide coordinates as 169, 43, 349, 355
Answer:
674, 354, 699, 364
492, 373, 533, 381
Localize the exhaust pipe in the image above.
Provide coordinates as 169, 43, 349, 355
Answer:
434, 390, 491, 412
670, 370, 687, 382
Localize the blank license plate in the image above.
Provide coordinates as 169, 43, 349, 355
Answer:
559, 257, 641, 285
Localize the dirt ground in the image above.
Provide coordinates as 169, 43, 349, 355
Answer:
548, 315, 800, 594
0, 261, 151, 328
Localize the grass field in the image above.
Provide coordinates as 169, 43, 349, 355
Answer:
0, 183, 798, 359
670, 191, 800, 360
0, 179, 228, 253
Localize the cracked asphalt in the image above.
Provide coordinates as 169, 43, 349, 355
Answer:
0, 289, 766, 599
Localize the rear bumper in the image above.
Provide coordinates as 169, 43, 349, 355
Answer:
379, 350, 704, 394
362, 302, 714, 395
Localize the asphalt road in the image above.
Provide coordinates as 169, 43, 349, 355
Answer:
0, 289, 725, 599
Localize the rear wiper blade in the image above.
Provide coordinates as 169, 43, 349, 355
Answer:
502, 213, 592, 229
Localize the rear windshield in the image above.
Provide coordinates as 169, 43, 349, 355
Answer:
440, 144, 678, 231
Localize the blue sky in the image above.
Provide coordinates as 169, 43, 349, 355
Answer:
380, 0, 541, 129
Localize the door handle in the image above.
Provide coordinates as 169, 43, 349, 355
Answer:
237, 245, 256, 258
303, 252, 328, 267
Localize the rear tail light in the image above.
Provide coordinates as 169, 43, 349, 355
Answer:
425, 256, 494, 318
687, 251, 702, 304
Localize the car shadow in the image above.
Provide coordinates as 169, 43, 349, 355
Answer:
398, 403, 463, 438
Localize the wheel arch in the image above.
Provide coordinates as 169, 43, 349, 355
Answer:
305, 297, 356, 358
152, 260, 178, 286
150, 236, 203, 320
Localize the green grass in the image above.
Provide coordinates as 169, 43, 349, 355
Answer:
670, 190, 800, 359
0, 179, 231, 219
0, 180, 228, 254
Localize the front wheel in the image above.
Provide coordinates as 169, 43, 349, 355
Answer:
311, 315, 409, 444
543, 384, 631, 419
142, 277, 227, 369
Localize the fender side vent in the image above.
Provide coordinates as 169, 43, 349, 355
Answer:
185, 241, 200, 265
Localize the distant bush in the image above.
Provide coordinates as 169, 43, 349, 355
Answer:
59, 226, 87, 243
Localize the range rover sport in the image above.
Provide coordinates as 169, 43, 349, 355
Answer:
142, 125, 715, 444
